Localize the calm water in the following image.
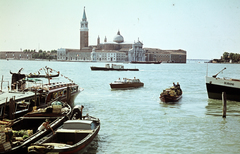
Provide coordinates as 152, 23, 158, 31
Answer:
1, 60, 240, 154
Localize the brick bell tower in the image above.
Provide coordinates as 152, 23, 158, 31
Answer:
80, 7, 88, 49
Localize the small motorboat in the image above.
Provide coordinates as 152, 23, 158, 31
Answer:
160, 82, 182, 103
110, 77, 144, 89
28, 106, 100, 154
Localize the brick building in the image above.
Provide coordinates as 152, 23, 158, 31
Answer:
145, 48, 186, 63
0, 51, 32, 60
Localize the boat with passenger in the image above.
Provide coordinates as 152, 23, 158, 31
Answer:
0, 100, 72, 153
110, 77, 144, 89
28, 106, 100, 154
206, 67, 240, 101
160, 82, 182, 103
91, 64, 139, 71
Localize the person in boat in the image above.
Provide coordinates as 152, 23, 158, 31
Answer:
37, 119, 55, 134
173, 82, 182, 95
71, 105, 84, 120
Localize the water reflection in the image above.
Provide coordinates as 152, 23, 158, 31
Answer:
205, 99, 240, 116
81, 135, 100, 154
159, 101, 182, 109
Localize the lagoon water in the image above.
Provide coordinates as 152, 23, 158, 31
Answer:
0, 59, 240, 154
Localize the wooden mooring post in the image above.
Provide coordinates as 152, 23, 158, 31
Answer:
222, 92, 227, 118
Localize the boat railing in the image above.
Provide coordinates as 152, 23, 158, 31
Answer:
231, 78, 240, 82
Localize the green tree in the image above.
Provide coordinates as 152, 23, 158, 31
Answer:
222, 52, 229, 61
232, 53, 240, 62
229, 53, 234, 60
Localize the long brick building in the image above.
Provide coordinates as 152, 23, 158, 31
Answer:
0, 51, 32, 60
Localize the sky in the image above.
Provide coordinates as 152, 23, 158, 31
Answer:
0, 0, 240, 59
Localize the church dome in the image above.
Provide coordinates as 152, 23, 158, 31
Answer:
113, 30, 124, 43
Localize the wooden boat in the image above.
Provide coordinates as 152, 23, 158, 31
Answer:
0, 101, 72, 153
91, 64, 139, 71
0, 75, 48, 120
28, 106, 100, 154
110, 77, 144, 89
160, 82, 182, 103
0, 90, 39, 120
130, 61, 161, 64
206, 67, 240, 101
9, 67, 83, 108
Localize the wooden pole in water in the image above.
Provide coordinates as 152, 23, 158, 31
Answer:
222, 92, 227, 118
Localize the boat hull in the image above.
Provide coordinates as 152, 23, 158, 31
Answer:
206, 76, 240, 101
110, 83, 144, 89
30, 116, 100, 154
91, 66, 139, 71
130, 61, 161, 64
49, 125, 100, 154
57, 90, 81, 108
160, 94, 182, 103
3, 103, 71, 154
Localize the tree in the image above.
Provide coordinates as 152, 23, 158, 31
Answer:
51, 50, 57, 53
232, 53, 240, 62
229, 53, 234, 60
222, 52, 229, 61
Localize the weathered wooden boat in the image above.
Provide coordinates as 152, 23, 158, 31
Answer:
0, 101, 72, 153
0, 90, 40, 120
9, 67, 83, 108
130, 61, 161, 64
160, 82, 182, 103
0, 75, 47, 120
206, 67, 240, 101
110, 77, 144, 89
28, 106, 100, 154
91, 64, 139, 71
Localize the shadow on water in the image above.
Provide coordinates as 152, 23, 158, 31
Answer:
205, 99, 240, 116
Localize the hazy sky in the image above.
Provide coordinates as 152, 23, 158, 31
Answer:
1, 0, 240, 59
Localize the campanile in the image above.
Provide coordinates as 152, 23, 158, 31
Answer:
80, 7, 89, 49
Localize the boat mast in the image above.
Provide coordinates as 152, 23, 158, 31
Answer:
212, 67, 226, 78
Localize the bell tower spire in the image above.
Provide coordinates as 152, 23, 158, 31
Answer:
80, 7, 89, 49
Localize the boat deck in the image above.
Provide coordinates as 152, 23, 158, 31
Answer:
0, 91, 36, 105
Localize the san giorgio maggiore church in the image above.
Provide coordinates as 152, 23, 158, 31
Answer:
57, 8, 186, 63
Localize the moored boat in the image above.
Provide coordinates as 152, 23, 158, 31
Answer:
0, 101, 72, 153
0, 90, 40, 120
110, 77, 144, 89
28, 106, 100, 154
206, 67, 240, 101
91, 64, 139, 71
130, 61, 161, 64
0, 75, 47, 120
10, 67, 83, 108
160, 82, 182, 103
